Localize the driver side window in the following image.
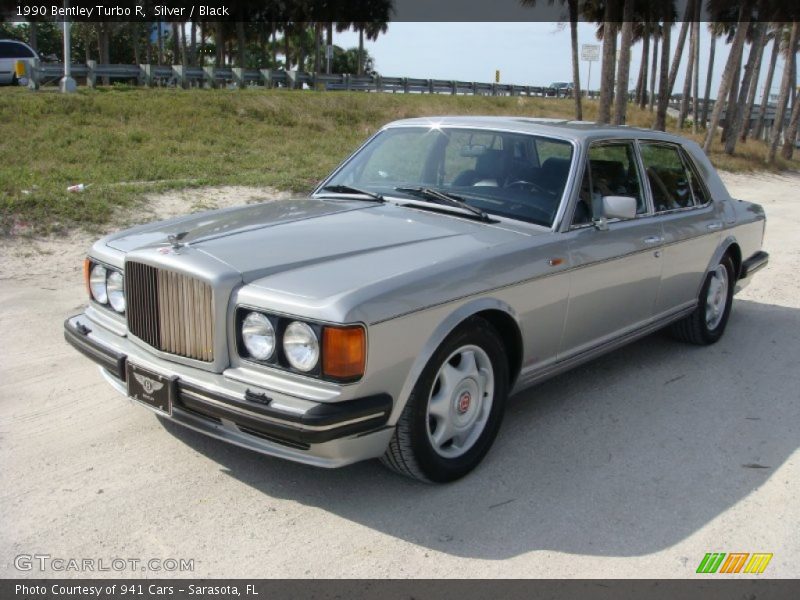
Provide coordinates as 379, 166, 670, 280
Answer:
572, 141, 645, 226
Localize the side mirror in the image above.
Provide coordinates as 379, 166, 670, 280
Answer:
602, 195, 637, 220
592, 195, 637, 230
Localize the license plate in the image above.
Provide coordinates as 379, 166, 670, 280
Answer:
126, 362, 175, 416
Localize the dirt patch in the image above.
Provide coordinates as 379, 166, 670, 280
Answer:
0, 185, 289, 282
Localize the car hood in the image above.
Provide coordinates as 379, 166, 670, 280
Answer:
105, 197, 534, 282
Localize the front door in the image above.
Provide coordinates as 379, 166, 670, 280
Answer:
559, 140, 663, 359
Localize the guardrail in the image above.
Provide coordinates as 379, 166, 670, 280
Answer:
23, 60, 582, 98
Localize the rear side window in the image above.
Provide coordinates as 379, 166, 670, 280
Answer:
0, 41, 35, 59
640, 143, 707, 211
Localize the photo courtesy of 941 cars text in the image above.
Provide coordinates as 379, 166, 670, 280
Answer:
1, 0, 799, 596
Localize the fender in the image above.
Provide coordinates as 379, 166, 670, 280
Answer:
388, 296, 521, 424
696, 233, 740, 298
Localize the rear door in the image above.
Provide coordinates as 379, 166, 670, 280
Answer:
559, 140, 664, 358
638, 142, 722, 314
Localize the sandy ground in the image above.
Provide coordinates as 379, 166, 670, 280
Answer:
0, 174, 798, 578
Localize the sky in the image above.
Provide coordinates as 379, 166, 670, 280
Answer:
334, 22, 798, 103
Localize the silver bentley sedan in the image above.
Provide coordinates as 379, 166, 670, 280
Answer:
65, 117, 769, 482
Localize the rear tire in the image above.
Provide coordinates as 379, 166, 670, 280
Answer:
670, 255, 735, 345
381, 317, 509, 483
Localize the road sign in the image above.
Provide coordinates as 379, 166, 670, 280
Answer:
581, 44, 600, 62
582, 44, 600, 96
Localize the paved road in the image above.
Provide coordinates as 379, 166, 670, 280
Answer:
1, 173, 798, 578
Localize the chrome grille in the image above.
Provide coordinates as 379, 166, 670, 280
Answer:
125, 261, 214, 362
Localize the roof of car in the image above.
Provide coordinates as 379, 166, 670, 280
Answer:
384, 115, 688, 144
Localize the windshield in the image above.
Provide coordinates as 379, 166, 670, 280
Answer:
321, 126, 574, 227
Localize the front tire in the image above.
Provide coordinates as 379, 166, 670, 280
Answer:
670, 255, 735, 345
381, 317, 509, 483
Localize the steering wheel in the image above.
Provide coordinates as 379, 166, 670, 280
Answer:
505, 180, 551, 195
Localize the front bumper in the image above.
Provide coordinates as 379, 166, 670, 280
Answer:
64, 315, 395, 467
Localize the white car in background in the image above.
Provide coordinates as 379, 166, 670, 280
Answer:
0, 39, 38, 85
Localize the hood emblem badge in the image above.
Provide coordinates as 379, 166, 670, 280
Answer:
164, 231, 190, 253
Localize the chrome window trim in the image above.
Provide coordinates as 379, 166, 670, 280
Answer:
636, 140, 714, 214
565, 137, 654, 231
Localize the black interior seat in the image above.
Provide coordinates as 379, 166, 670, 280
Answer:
452, 149, 506, 187
540, 157, 570, 195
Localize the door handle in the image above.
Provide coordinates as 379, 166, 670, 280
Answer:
642, 236, 663, 244
707, 222, 723, 231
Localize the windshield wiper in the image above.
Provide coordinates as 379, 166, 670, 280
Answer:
394, 186, 492, 222
318, 184, 385, 202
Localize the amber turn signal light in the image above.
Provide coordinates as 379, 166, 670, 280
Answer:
83, 257, 91, 297
322, 326, 366, 381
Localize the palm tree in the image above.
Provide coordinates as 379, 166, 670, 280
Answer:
703, 1, 753, 153
171, 22, 180, 63
767, 21, 800, 163
596, 2, 619, 124
28, 20, 38, 50
666, 3, 693, 98
654, 15, 672, 131
326, 23, 334, 74
338, 1, 391, 76
236, 20, 246, 67
613, 0, 635, 125
678, 0, 699, 129
691, 5, 701, 133
634, 20, 650, 106
648, 22, 660, 111
213, 22, 225, 66
754, 26, 783, 141
725, 21, 763, 154
701, 25, 719, 126
782, 86, 800, 158
740, 22, 770, 141
567, 0, 583, 120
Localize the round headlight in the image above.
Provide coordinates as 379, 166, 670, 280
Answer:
283, 321, 319, 372
90, 264, 108, 304
107, 270, 125, 313
242, 312, 275, 361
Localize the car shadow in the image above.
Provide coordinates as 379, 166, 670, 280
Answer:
159, 298, 800, 559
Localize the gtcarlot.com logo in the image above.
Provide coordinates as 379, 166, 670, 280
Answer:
696, 552, 773, 574
14, 554, 194, 573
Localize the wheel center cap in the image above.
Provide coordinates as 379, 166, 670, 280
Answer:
457, 391, 472, 415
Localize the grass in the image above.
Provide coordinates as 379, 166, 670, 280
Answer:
1, 86, 798, 234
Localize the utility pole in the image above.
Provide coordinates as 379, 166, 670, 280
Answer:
60, 0, 76, 92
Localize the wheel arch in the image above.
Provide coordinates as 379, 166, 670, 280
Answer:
473, 308, 524, 387
725, 242, 742, 279
390, 298, 523, 424
705, 236, 742, 282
